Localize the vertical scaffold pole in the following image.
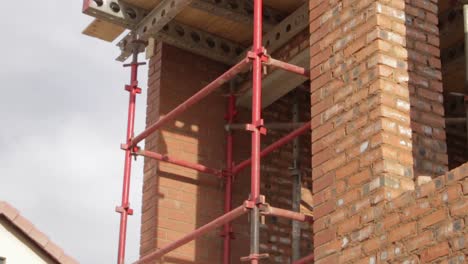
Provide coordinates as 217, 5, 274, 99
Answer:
117, 41, 145, 264
223, 90, 236, 264
291, 92, 302, 261
250, 0, 263, 263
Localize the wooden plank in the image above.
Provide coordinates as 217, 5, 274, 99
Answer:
126, 0, 305, 12
82, 0, 305, 42
264, 0, 306, 12
82, 19, 125, 42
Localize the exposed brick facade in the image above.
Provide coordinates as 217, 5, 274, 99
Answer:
229, 91, 313, 263
312, 163, 467, 263
309, 0, 466, 263
141, 42, 313, 263
138, 0, 467, 263
141, 43, 227, 263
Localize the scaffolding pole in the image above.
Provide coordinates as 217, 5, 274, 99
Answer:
129, 57, 250, 148
120, 1, 315, 263
135, 149, 222, 177
291, 92, 302, 262
233, 122, 311, 175
116, 41, 144, 264
223, 92, 236, 264
247, 0, 264, 263
226, 122, 307, 131
133, 205, 250, 264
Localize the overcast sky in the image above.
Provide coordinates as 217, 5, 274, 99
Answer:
0, 1, 145, 263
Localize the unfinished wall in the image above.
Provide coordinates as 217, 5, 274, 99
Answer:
229, 90, 313, 263
141, 38, 313, 263
438, 1, 468, 169
228, 28, 313, 263
308, 0, 460, 262
141, 43, 228, 263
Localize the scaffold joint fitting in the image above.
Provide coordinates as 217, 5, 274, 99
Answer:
125, 83, 142, 94
246, 119, 267, 135
115, 205, 134, 215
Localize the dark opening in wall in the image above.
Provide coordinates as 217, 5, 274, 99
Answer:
438, 1, 468, 169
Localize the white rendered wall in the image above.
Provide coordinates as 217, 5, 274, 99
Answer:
0, 220, 55, 264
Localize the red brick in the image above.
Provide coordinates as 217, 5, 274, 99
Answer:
349, 169, 371, 186
336, 160, 360, 179
388, 222, 417, 242
315, 199, 337, 219
420, 242, 450, 262
406, 230, 434, 252
339, 245, 362, 262
316, 253, 339, 264
314, 172, 335, 192
419, 209, 447, 229
315, 240, 342, 260
450, 200, 468, 217
314, 227, 337, 247
338, 214, 360, 235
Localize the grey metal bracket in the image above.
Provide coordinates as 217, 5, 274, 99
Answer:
82, 0, 148, 29
147, 20, 247, 65
83, 0, 247, 63
234, 2, 309, 62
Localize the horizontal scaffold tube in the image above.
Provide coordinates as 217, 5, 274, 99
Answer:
226, 122, 306, 131
293, 253, 315, 264
232, 121, 311, 174
136, 150, 222, 176
260, 205, 313, 223
130, 57, 251, 148
133, 204, 249, 264
266, 57, 310, 78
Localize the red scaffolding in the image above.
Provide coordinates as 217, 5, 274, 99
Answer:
115, 1, 315, 263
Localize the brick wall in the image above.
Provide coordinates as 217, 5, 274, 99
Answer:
308, 0, 463, 262
141, 43, 228, 263
405, 0, 448, 177
316, 163, 467, 263
141, 39, 313, 263
229, 91, 313, 263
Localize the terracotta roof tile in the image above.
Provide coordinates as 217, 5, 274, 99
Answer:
0, 201, 79, 264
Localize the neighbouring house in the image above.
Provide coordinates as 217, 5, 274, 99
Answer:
0, 201, 78, 264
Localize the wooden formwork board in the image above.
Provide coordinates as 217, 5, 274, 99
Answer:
82, 0, 305, 43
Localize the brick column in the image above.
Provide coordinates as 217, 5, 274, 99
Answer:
309, 0, 446, 262
140, 43, 228, 263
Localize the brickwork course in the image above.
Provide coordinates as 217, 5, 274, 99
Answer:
136, 0, 468, 263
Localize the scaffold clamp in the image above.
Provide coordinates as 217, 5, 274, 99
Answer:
125, 83, 142, 94
246, 119, 267, 135
116, 204, 134, 215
